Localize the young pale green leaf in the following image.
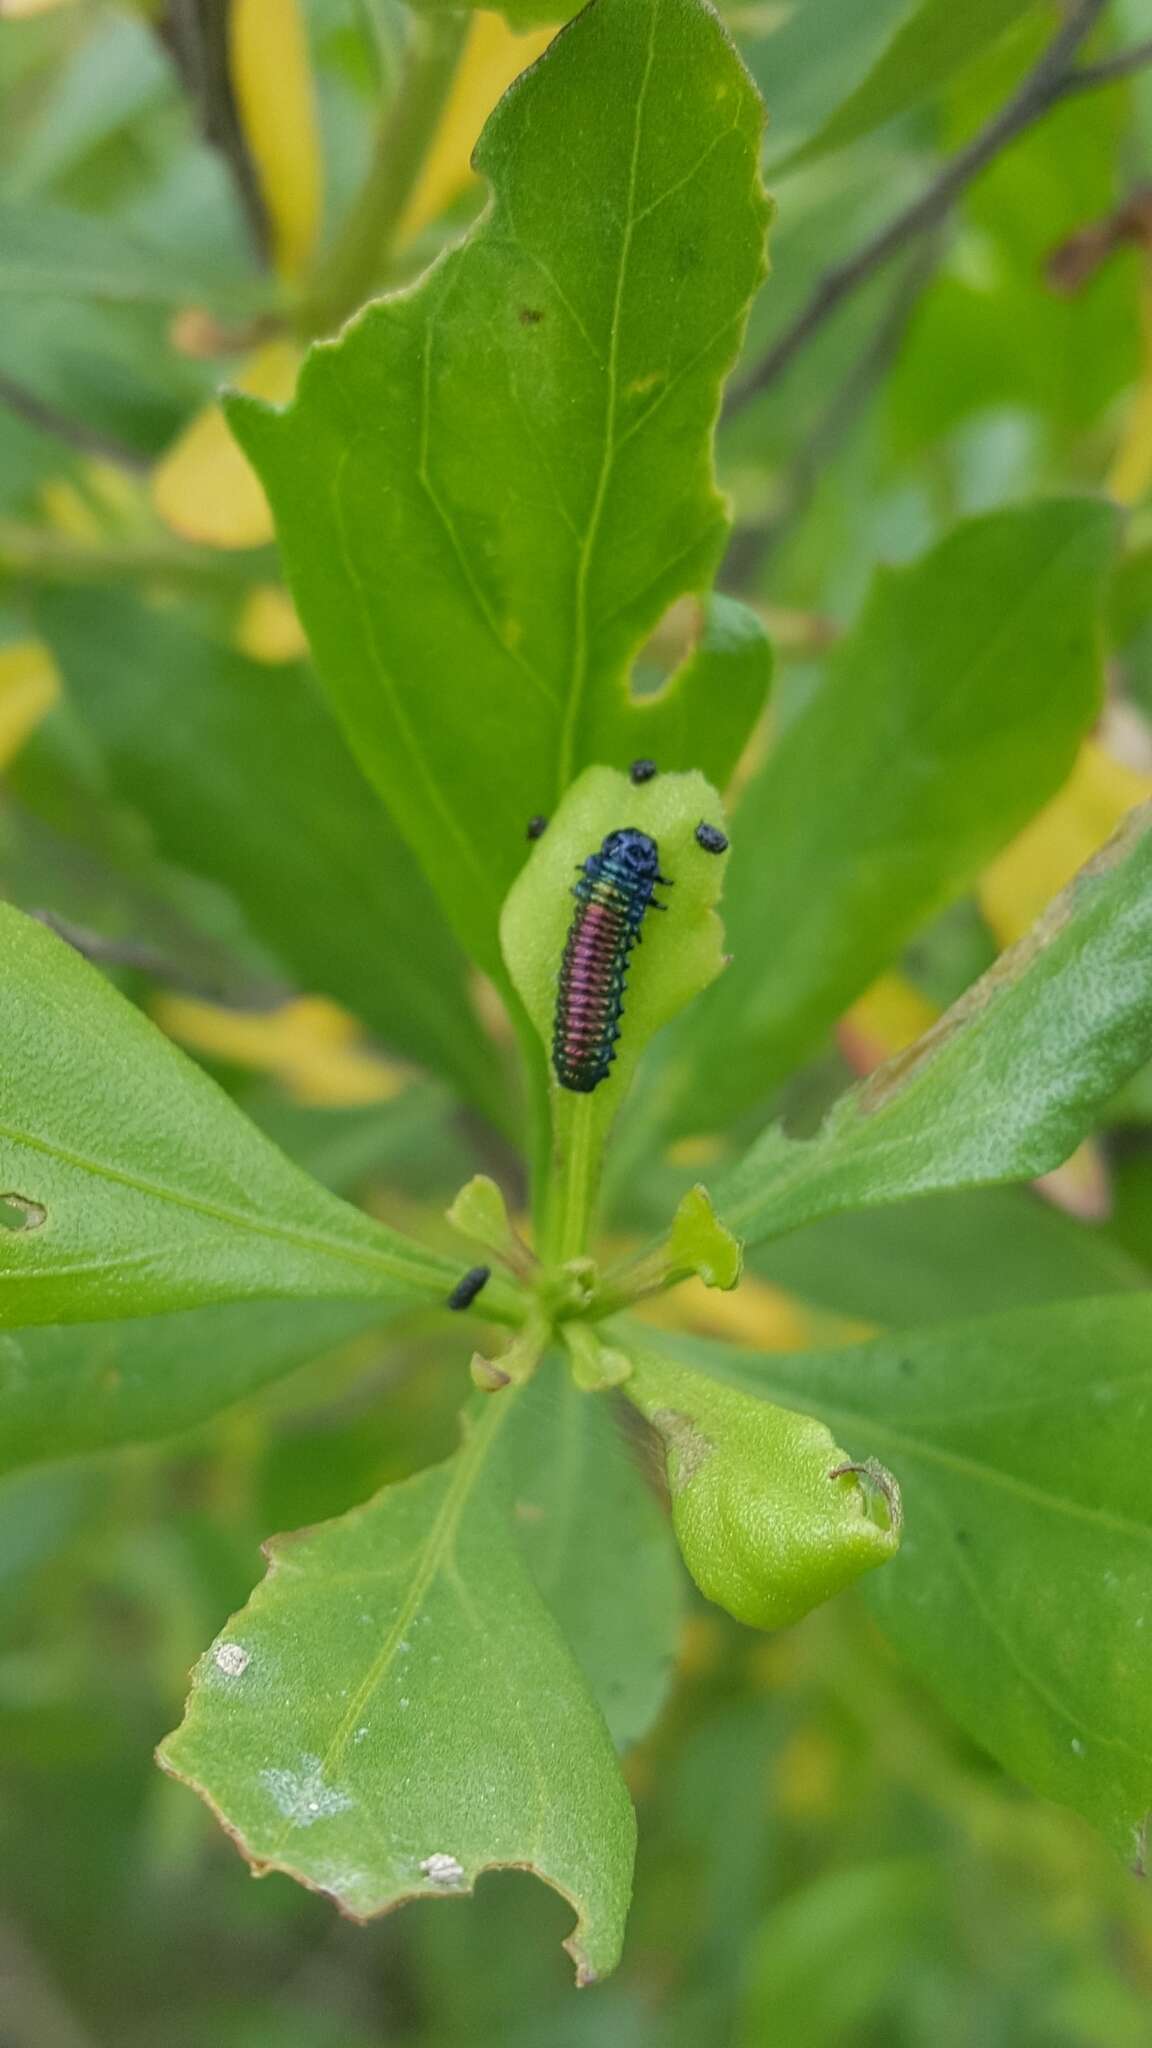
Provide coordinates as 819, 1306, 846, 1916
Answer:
36, 588, 504, 1125
662, 1301, 1152, 1857
509, 1361, 682, 1750
160, 1392, 635, 1984
776, 0, 1036, 170
0, 1299, 391, 1475
715, 798, 1152, 1251
0, 903, 491, 1324
666, 1184, 742, 1291
655, 499, 1114, 1141
503, 764, 730, 1254
623, 1346, 899, 1631
502, 764, 730, 1113
227, 0, 771, 975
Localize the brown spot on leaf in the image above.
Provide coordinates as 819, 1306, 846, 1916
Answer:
519, 307, 545, 325
651, 1406, 714, 1487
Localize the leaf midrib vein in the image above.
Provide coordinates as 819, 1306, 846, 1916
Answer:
556, 0, 660, 796
285, 1397, 515, 1841
0, 1117, 434, 1291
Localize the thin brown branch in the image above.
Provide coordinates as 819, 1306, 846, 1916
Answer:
725, 0, 1112, 419
29, 910, 290, 1010
723, 232, 941, 588
1058, 33, 1152, 95
158, 0, 271, 265
0, 372, 147, 473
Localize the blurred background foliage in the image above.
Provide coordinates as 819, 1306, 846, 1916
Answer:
4, 0, 1152, 2040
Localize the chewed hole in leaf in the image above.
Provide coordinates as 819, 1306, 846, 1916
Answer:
0, 1192, 47, 1232
630, 596, 703, 700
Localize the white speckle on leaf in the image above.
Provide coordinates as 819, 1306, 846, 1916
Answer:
260, 1754, 354, 1826
354, 1726, 369, 1744
214, 1642, 250, 1678
420, 1853, 465, 1887
399, 1698, 410, 1709
1071, 1738, 1086, 1757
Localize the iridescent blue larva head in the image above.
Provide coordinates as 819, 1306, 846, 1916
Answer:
599, 827, 661, 881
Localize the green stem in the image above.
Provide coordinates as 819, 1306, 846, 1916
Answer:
297, 11, 470, 338
0, 526, 276, 595
549, 1094, 602, 1264
506, 996, 554, 1253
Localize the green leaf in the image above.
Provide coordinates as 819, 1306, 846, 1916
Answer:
778, 0, 1036, 170
7, 12, 172, 198
750, 1185, 1149, 1331
160, 1392, 636, 1983
228, 0, 771, 976
735, 1862, 934, 2048
622, 1344, 899, 1630
655, 500, 1114, 1140
665, 1301, 1152, 1856
0, 1298, 394, 1475
1, 723, 283, 1010
0, 1464, 101, 1624
0, 902, 493, 1325
735, 0, 909, 159
0, 200, 267, 317
714, 796, 1152, 1254
505, 1360, 682, 1750
666, 1184, 742, 1291
36, 588, 505, 1126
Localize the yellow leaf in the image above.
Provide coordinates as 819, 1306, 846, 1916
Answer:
980, 739, 1152, 947
228, 0, 322, 282
839, 970, 941, 1071
235, 584, 309, 664
1035, 1139, 1112, 1223
665, 1133, 727, 1169
0, 642, 59, 766
638, 1270, 872, 1353
153, 994, 408, 1108
38, 478, 104, 541
151, 339, 300, 550
396, 14, 555, 248
773, 1725, 845, 1818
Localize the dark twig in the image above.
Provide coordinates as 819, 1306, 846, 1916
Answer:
726, 0, 1115, 418
29, 910, 291, 1009
723, 232, 941, 588
1058, 34, 1152, 95
0, 372, 148, 473
158, 0, 271, 265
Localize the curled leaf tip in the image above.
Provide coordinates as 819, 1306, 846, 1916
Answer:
626, 1350, 901, 1631
470, 1353, 512, 1392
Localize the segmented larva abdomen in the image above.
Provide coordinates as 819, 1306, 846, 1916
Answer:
552, 829, 664, 1093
